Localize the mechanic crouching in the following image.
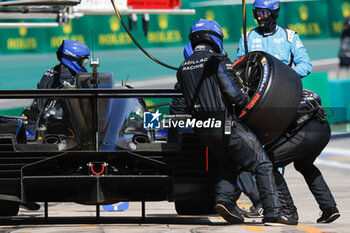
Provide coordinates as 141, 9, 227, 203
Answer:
264, 90, 340, 223
171, 19, 297, 226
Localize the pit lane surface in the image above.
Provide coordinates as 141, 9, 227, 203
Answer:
0, 135, 349, 233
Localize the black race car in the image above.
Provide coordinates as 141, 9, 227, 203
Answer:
0, 51, 301, 218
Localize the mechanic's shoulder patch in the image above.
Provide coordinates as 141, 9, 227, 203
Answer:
44, 71, 54, 77
285, 29, 295, 43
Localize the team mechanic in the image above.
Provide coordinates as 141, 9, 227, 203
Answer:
181, 41, 297, 221
232, 90, 341, 223
23, 40, 90, 121
235, 0, 312, 78
264, 90, 340, 223
171, 18, 297, 226
19, 40, 90, 211
232, 0, 339, 223
232, 0, 311, 216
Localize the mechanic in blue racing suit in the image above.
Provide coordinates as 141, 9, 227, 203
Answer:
235, 0, 312, 78
23, 40, 90, 121
171, 19, 297, 226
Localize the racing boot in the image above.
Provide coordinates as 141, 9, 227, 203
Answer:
215, 202, 244, 224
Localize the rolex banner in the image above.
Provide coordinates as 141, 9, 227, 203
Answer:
282, 1, 330, 39
328, 0, 350, 37
0, 0, 347, 54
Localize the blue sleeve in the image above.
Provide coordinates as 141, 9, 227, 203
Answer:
235, 36, 246, 61
217, 57, 247, 109
291, 33, 312, 78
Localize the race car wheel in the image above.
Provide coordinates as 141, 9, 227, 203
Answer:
0, 200, 19, 216
175, 197, 216, 215
233, 51, 303, 145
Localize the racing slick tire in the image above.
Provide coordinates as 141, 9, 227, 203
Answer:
0, 200, 19, 216
232, 51, 303, 145
175, 197, 216, 215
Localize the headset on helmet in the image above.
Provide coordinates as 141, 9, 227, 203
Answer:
56, 40, 90, 74
183, 42, 194, 59
189, 19, 224, 53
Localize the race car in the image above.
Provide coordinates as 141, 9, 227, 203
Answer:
0, 51, 302, 217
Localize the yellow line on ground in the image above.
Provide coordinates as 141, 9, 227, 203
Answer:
296, 226, 325, 233
80, 226, 97, 229
237, 201, 252, 208
243, 226, 266, 231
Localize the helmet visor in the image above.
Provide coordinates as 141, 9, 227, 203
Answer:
79, 56, 89, 68
253, 9, 271, 20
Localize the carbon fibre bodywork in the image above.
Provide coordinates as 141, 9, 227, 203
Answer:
0, 72, 215, 216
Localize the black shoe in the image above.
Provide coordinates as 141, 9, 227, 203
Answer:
20, 202, 41, 211
263, 214, 298, 226
285, 211, 299, 222
215, 202, 244, 224
317, 206, 340, 223
246, 203, 264, 218
234, 204, 251, 217
282, 207, 299, 221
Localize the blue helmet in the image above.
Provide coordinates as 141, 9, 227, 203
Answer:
183, 42, 193, 59
253, 0, 280, 11
56, 40, 90, 74
189, 19, 224, 53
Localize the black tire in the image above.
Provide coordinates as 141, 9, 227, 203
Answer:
0, 200, 19, 216
233, 52, 302, 145
175, 197, 216, 215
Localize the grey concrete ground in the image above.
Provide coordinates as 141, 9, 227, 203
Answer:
0, 136, 349, 233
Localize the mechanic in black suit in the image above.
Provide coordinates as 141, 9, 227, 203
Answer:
23, 40, 90, 121
232, 90, 340, 224
265, 90, 340, 223
171, 18, 296, 226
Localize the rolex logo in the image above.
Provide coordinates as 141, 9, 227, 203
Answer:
158, 15, 168, 29
110, 16, 120, 32
299, 5, 308, 21
342, 2, 350, 18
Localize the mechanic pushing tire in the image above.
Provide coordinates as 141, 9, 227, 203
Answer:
233, 51, 303, 145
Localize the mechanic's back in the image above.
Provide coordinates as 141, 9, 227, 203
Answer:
175, 19, 298, 226
178, 44, 246, 116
